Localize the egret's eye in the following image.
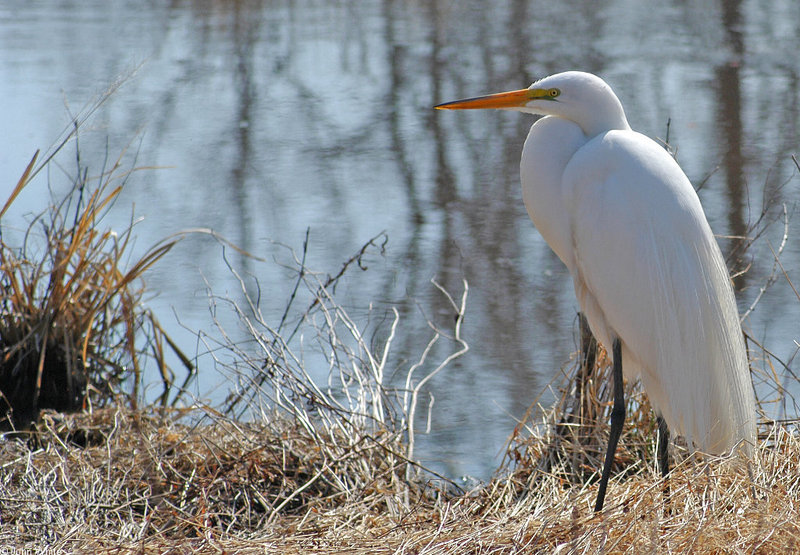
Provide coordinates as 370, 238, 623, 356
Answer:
549, 88, 560, 98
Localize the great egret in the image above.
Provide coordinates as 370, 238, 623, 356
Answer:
435, 71, 757, 511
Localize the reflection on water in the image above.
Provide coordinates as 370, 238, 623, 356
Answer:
1, 0, 798, 479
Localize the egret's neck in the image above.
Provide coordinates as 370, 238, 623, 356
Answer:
578, 95, 631, 138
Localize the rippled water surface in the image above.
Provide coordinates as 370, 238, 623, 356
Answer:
1, 0, 798, 479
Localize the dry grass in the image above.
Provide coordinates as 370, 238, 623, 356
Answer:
0, 131, 189, 430
1, 395, 799, 553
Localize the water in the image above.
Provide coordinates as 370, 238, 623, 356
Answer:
1, 0, 798, 480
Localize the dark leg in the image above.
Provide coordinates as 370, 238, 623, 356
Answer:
579, 313, 597, 382
657, 415, 671, 507
557, 313, 598, 446
656, 415, 670, 479
577, 313, 597, 422
594, 337, 625, 512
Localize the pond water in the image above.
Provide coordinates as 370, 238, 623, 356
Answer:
1, 0, 799, 480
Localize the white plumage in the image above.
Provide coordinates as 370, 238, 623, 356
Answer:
437, 71, 757, 509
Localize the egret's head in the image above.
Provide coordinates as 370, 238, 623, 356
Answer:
435, 71, 630, 137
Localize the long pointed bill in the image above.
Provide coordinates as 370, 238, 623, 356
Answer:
435, 88, 534, 110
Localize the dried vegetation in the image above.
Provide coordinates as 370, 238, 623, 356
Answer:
0, 119, 189, 431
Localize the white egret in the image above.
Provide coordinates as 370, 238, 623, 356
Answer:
435, 71, 757, 511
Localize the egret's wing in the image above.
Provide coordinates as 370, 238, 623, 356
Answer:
563, 130, 756, 453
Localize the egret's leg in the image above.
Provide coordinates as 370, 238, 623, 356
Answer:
579, 312, 596, 381
577, 313, 597, 421
656, 415, 670, 478
594, 337, 625, 512
657, 414, 671, 508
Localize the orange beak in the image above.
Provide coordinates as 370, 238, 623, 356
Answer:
434, 88, 535, 110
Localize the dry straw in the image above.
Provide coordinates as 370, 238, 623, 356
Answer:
0, 99, 191, 429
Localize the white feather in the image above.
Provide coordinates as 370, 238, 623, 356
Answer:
562, 130, 756, 453
518, 72, 756, 454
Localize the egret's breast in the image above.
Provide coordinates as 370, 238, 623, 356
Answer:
520, 116, 586, 271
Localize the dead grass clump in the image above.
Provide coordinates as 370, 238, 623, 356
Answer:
0, 143, 184, 431
0, 405, 427, 551
211, 233, 469, 487
507, 342, 661, 495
